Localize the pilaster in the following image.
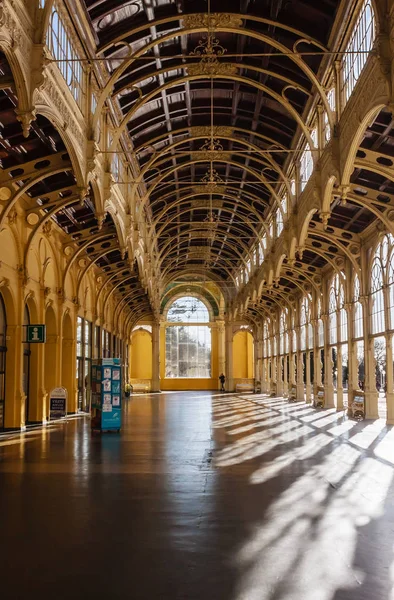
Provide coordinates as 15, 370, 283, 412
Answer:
151, 321, 161, 392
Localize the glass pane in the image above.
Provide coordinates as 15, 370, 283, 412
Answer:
167, 296, 209, 323
165, 325, 211, 378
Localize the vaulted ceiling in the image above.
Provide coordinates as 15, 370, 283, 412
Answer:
82, 0, 342, 292
0, 50, 152, 321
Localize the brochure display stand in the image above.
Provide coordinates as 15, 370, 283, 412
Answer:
91, 358, 122, 432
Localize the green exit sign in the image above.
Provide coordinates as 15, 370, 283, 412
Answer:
27, 325, 46, 343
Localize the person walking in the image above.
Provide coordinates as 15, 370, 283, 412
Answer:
219, 373, 225, 392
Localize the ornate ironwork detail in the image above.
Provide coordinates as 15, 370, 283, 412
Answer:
193, 126, 233, 137
187, 31, 238, 76
182, 14, 243, 30
200, 137, 223, 151
193, 150, 231, 162
194, 138, 231, 161
201, 166, 224, 187
190, 200, 223, 208
193, 184, 226, 195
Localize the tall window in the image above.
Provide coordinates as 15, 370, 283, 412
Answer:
300, 128, 317, 191
165, 297, 211, 378
77, 317, 92, 412
370, 235, 394, 334
300, 298, 307, 351
47, 2, 84, 108
371, 239, 387, 334
279, 310, 285, 355
291, 311, 297, 352
0, 294, 6, 428
342, 1, 375, 104
263, 321, 270, 358
388, 248, 394, 329
101, 329, 110, 358
276, 207, 284, 237
354, 275, 363, 338
329, 275, 341, 344
316, 298, 324, 347
323, 87, 336, 144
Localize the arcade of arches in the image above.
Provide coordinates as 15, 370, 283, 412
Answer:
3, 0, 394, 428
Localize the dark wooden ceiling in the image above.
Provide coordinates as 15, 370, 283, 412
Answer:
0, 51, 152, 321
82, 0, 342, 285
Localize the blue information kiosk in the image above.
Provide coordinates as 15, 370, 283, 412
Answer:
91, 358, 122, 432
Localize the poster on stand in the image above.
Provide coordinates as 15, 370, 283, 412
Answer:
49, 387, 67, 419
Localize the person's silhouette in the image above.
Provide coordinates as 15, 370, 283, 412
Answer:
219, 373, 225, 392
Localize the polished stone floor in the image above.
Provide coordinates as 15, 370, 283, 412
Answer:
1, 392, 394, 600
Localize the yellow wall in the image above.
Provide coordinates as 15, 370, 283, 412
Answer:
130, 329, 152, 379
160, 325, 219, 390
233, 330, 254, 379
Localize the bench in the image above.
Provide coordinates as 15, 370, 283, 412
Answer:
236, 382, 254, 393
130, 381, 150, 393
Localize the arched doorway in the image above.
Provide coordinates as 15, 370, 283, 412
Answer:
163, 296, 215, 390
0, 293, 6, 429
130, 327, 152, 391
233, 329, 254, 381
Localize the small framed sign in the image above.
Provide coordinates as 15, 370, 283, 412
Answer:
49, 387, 67, 419
26, 324, 46, 343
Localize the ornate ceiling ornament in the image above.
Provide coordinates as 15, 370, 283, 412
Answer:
194, 184, 226, 195
200, 137, 223, 152
182, 14, 243, 30
190, 200, 223, 208
200, 166, 224, 187
187, 31, 238, 76
194, 138, 231, 162
193, 126, 234, 137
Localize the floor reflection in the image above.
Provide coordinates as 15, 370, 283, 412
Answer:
212, 393, 394, 600
0, 392, 393, 600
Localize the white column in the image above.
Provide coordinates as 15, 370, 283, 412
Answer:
305, 350, 312, 403
295, 327, 304, 401
217, 321, 225, 390
283, 354, 288, 396
225, 323, 234, 392
323, 314, 335, 407
386, 334, 394, 423
361, 295, 379, 418
336, 343, 344, 411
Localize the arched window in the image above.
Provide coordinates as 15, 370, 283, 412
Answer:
167, 297, 209, 323
339, 277, 347, 341
0, 294, 6, 428
291, 311, 297, 352
354, 275, 363, 338
276, 207, 284, 237
46, 2, 84, 107
342, 0, 375, 103
280, 309, 288, 355
165, 297, 211, 378
329, 274, 342, 344
272, 335, 277, 357
300, 297, 308, 351
300, 127, 317, 190
371, 241, 387, 334
388, 249, 394, 329
263, 320, 270, 358
323, 87, 336, 144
